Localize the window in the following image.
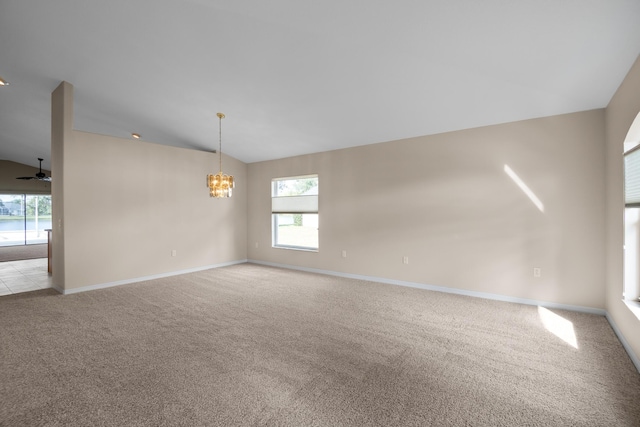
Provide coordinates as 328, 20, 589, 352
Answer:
272, 175, 318, 250
624, 140, 640, 302
0, 194, 52, 246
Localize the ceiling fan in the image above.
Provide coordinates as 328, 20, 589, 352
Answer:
16, 158, 52, 182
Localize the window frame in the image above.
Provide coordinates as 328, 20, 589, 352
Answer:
271, 174, 319, 251
624, 142, 640, 303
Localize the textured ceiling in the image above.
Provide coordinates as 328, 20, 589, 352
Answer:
1, 0, 640, 170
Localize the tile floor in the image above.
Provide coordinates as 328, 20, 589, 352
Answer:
0, 258, 52, 296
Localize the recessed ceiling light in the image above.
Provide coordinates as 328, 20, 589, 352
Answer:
0, 77, 8, 86
131, 133, 141, 139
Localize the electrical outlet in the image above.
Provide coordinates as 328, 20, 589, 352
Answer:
255, 242, 259, 248
403, 256, 409, 265
342, 250, 347, 258
533, 267, 541, 278
171, 249, 177, 257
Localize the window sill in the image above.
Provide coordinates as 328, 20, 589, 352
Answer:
272, 245, 318, 253
623, 299, 640, 321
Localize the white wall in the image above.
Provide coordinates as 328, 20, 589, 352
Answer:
605, 55, 640, 360
51, 82, 247, 292
248, 110, 606, 309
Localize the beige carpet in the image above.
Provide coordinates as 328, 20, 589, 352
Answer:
0, 244, 47, 262
0, 263, 639, 426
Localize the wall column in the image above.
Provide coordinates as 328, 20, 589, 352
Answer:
51, 81, 73, 292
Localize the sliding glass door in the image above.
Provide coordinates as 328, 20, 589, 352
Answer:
0, 194, 52, 247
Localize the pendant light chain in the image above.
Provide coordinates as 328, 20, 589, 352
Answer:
219, 113, 223, 173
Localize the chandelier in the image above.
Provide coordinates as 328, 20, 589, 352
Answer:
207, 112, 235, 198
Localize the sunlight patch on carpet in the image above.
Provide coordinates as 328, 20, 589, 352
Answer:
538, 306, 578, 349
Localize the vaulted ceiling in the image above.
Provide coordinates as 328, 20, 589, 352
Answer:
1, 1, 640, 170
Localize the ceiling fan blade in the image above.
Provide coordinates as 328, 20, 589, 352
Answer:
15, 157, 51, 181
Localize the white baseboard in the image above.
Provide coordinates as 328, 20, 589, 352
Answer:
605, 312, 640, 373
56, 259, 248, 295
248, 259, 606, 315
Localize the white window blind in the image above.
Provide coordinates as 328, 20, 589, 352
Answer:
625, 145, 640, 207
272, 195, 318, 213
271, 175, 318, 213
